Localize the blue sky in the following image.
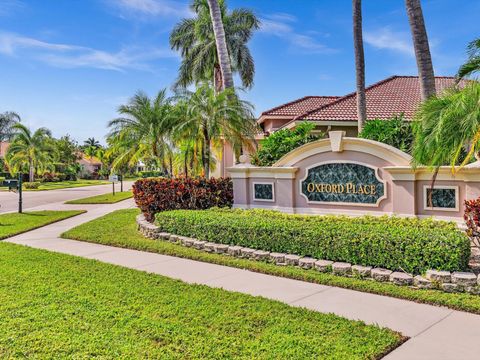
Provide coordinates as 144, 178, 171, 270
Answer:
0, 0, 478, 144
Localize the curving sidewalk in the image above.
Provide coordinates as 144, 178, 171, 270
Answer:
4, 200, 480, 359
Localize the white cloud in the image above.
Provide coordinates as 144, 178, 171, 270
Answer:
0, 32, 176, 71
260, 13, 336, 54
364, 27, 414, 56
108, 0, 190, 18
0, 0, 24, 17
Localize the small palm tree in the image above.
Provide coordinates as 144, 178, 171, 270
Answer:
6, 124, 54, 182
457, 38, 480, 80
170, 0, 259, 92
107, 89, 175, 174
412, 82, 480, 204
0, 111, 21, 142
176, 84, 257, 178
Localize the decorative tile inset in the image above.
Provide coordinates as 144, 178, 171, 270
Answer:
301, 163, 385, 205
254, 183, 274, 201
426, 188, 456, 209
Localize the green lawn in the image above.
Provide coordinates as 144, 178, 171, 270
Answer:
0, 210, 85, 239
0, 242, 401, 359
65, 191, 133, 204
62, 209, 480, 315
24, 180, 110, 191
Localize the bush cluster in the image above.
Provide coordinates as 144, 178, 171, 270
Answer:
464, 198, 480, 248
133, 177, 233, 222
252, 122, 322, 166
23, 181, 41, 189
39, 172, 67, 183
155, 208, 470, 274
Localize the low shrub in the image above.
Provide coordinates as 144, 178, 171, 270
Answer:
40, 172, 66, 183
140, 170, 164, 178
155, 208, 471, 274
252, 122, 322, 166
23, 182, 41, 189
133, 177, 233, 222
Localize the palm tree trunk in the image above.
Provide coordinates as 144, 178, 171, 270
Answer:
353, 0, 367, 133
214, 64, 223, 94
207, 0, 234, 90
405, 0, 436, 100
202, 128, 211, 179
29, 160, 34, 182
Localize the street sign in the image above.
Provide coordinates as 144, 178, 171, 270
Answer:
109, 175, 119, 183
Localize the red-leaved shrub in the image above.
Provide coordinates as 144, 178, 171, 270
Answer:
465, 198, 480, 248
133, 177, 233, 222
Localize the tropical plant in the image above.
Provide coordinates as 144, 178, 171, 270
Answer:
0, 111, 21, 142
53, 135, 80, 170
170, 0, 259, 92
359, 115, 415, 153
176, 84, 257, 178
353, 0, 366, 132
412, 82, 480, 170
5, 124, 55, 182
107, 89, 175, 175
83, 137, 100, 149
252, 122, 321, 166
457, 37, 480, 80
405, 0, 436, 100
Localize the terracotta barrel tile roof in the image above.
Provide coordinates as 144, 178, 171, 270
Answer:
297, 76, 466, 122
261, 96, 340, 117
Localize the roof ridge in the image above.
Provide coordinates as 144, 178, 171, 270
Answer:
261, 95, 340, 116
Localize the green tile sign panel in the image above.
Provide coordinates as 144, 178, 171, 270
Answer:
254, 183, 274, 201
426, 188, 456, 208
301, 163, 385, 205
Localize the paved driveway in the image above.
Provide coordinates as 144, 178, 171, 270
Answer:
0, 181, 134, 213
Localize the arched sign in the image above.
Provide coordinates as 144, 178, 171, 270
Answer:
300, 162, 386, 206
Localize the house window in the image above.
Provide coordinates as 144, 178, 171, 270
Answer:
423, 185, 459, 212
253, 182, 275, 202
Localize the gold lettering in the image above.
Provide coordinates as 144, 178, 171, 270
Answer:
346, 183, 353, 193
339, 184, 345, 193
363, 185, 370, 195
325, 184, 332, 192
307, 183, 314, 192
357, 185, 364, 194
371, 185, 376, 195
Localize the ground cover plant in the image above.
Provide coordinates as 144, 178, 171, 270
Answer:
25, 179, 110, 191
65, 191, 132, 204
0, 210, 84, 239
133, 177, 233, 221
62, 209, 480, 315
0, 242, 402, 359
154, 208, 470, 274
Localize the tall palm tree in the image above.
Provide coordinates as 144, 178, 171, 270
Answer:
353, 0, 367, 133
0, 111, 21, 142
170, 0, 259, 93
6, 123, 54, 182
176, 84, 257, 178
206, 0, 234, 90
84, 137, 100, 149
412, 82, 480, 204
107, 89, 175, 174
457, 38, 480, 80
405, 0, 436, 100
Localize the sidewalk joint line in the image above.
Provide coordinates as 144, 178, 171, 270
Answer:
288, 287, 334, 305
410, 310, 455, 338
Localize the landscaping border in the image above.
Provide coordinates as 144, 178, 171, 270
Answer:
137, 213, 480, 296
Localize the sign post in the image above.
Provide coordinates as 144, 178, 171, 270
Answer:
109, 174, 119, 195
119, 174, 123, 192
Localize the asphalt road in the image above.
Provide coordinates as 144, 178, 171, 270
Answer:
0, 181, 134, 213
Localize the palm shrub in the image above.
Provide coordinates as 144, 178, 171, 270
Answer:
457, 37, 480, 80
252, 122, 321, 166
359, 115, 414, 153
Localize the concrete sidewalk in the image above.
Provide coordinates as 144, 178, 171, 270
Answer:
5, 203, 480, 359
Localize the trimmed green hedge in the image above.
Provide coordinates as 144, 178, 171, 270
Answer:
155, 209, 471, 274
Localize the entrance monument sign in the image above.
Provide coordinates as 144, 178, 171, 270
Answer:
229, 131, 480, 222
